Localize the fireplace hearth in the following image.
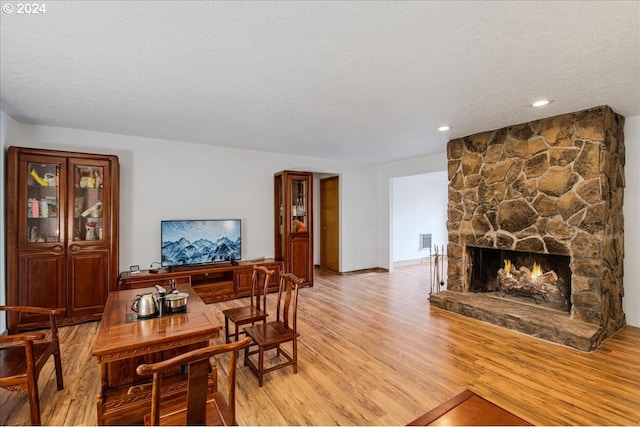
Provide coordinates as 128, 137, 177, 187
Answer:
430, 106, 626, 351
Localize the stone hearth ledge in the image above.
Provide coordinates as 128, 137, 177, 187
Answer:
429, 291, 602, 352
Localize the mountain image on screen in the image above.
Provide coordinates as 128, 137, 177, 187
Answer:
161, 220, 241, 266
162, 236, 240, 265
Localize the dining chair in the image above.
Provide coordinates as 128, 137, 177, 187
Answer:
243, 272, 304, 387
222, 265, 275, 343
136, 336, 251, 426
0, 306, 65, 426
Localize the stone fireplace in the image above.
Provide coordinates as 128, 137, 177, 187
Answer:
429, 105, 626, 351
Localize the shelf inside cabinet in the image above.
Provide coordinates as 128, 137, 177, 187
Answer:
191, 270, 234, 286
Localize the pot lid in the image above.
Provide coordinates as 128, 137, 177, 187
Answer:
166, 292, 189, 300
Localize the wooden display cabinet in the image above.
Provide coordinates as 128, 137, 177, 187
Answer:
6, 146, 119, 332
274, 170, 313, 287
118, 260, 283, 304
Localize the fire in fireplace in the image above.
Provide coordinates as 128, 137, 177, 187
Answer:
467, 246, 571, 312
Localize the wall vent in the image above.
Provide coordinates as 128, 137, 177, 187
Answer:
419, 233, 432, 251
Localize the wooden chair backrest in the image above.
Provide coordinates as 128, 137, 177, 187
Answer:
0, 305, 65, 425
0, 305, 64, 342
276, 273, 304, 333
136, 336, 251, 426
251, 265, 275, 313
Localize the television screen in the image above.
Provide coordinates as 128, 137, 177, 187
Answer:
161, 219, 241, 267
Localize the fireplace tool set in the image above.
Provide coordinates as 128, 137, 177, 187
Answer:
429, 245, 446, 295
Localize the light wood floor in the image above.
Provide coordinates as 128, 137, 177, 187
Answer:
2, 265, 639, 426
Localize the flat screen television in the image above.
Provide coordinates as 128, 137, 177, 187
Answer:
161, 219, 241, 268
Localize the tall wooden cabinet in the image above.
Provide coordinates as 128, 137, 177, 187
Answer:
274, 170, 313, 287
6, 146, 119, 332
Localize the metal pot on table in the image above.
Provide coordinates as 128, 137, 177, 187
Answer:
165, 291, 189, 312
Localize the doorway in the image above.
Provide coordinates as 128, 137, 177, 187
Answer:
390, 171, 448, 270
320, 176, 339, 272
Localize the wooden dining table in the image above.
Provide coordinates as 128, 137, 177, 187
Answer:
92, 284, 222, 425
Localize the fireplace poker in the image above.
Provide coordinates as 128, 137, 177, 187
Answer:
440, 245, 445, 290
434, 245, 440, 294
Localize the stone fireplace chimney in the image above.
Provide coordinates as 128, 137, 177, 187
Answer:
430, 105, 626, 351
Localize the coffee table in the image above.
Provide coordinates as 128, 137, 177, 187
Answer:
92, 284, 222, 425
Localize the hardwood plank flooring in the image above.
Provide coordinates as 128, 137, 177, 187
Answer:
1, 265, 639, 425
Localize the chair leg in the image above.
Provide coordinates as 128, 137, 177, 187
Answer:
27, 374, 41, 425
22, 337, 42, 425
224, 316, 230, 343
258, 346, 265, 387
293, 337, 298, 374
54, 347, 64, 390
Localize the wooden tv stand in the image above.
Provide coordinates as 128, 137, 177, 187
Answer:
118, 260, 283, 304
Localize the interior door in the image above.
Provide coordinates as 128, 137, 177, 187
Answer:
320, 176, 339, 271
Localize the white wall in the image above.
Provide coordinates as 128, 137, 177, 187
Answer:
392, 172, 448, 262
623, 115, 639, 327
12, 123, 378, 274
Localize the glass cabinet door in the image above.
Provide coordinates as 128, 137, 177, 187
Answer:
291, 178, 308, 232
26, 161, 61, 243
73, 164, 104, 241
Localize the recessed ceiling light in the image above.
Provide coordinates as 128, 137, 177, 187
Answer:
438, 126, 451, 132
531, 99, 551, 107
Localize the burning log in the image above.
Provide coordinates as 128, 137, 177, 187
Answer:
497, 260, 564, 304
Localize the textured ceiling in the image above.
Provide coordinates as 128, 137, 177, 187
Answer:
1, 1, 639, 164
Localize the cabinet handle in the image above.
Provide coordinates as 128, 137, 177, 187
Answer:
69, 244, 81, 252
52, 245, 64, 253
